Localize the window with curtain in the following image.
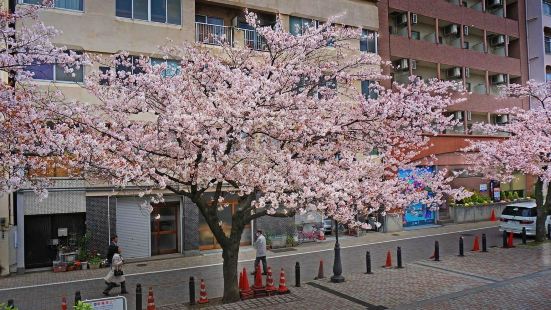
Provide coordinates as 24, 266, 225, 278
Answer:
116, 0, 181, 25
27, 51, 83, 82
361, 80, 378, 99
151, 58, 180, 77
544, 1, 551, 16
23, 0, 83, 11
289, 16, 319, 36
360, 29, 378, 53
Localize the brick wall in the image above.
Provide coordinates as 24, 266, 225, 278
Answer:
86, 197, 116, 256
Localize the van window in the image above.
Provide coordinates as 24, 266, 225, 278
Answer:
502, 206, 537, 217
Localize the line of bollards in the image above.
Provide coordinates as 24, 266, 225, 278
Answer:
522, 227, 527, 245
458, 236, 464, 257
365, 251, 373, 274
482, 233, 488, 252
434, 241, 440, 261
295, 262, 301, 287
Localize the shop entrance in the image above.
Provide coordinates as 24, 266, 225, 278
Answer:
150, 201, 179, 255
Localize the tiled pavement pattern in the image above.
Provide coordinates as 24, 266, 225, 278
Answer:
156, 242, 551, 310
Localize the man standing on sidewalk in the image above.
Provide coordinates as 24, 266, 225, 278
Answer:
254, 230, 268, 275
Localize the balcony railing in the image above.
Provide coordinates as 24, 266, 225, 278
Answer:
242, 28, 268, 51
195, 22, 234, 46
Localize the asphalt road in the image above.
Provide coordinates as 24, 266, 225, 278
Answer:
0, 226, 503, 310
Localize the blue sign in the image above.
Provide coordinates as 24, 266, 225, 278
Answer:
398, 167, 436, 227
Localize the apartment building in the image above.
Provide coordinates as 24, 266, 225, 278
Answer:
526, 0, 551, 82
11, 0, 379, 273
378, 0, 531, 214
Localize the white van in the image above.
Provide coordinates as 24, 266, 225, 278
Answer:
499, 201, 551, 236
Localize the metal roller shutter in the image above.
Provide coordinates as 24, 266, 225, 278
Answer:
116, 198, 151, 259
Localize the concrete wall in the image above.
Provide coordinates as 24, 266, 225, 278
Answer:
0, 194, 14, 276
525, 0, 546, 82
449, 203, 509, 223
383, 214, 403, 233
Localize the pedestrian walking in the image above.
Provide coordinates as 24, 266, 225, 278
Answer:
253, 230, 268, 275
103, 247, 128, 296
106, 235, 118, 267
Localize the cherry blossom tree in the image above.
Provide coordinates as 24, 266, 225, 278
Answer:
0, 1, 82, 194
466, 81, 551, 242
61, 14, 466, 302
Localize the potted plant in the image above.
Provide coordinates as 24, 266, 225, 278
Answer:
0, 303, 18, 310
74, 301, 93, 310
66, 261, 75, 271
77, 249, 88, 270
88, 253, 102, 270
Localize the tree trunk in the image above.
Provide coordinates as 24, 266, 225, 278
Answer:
221, 241, 241, 303
534, 178, 549, 242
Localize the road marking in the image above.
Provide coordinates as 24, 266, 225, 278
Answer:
307, 282, 387, 309
0, 225, 496, 292
412, 261, 499, 282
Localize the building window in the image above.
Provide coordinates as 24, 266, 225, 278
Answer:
22, 0, 83, 11
360, 29, 378, 53
116, 0, 181, 25
195, 15, 232, 45
151, 58, 180, 77
289, 16, 319, 36
361, 80, 378, 99
115, 55, 146, 76
411, 31, 421, 41
544, 1, 551, 16
28, 51, 83, 82
546, 36, 551, 54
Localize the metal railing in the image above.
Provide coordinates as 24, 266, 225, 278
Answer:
195, 22, 233, 46
241, 28, 268, 51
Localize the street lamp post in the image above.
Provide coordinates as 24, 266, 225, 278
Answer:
331, 219, 345, 283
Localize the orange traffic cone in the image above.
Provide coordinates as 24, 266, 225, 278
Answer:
315, 260, 325, 279
472, 236, 480, 252
61, 297, 67, 310
490, 209, 497, 221
265, 266, 277, 295
240, 267, 254, 300
278, 268, 290, 294
146, 287, 155, 310
239, 271, 243, 291
197, 279, 209, 304
253, 264, 267, 297
148, 287, 154, 304
507, 232, 514, 248
383, 250, 392, 268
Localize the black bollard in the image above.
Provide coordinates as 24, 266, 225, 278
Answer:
74, 291, 82, 306
522, 227, 527, 244
7, 299, 14, 308
458, 237, 464, 257
397, 247, 403, 269
548, 224, 551, 240
189, 277, 196, 305
135, 284, 142, 310
503, 230, 508, 248
482, 233, 488, 252
434, 241, 440, 261
295, 262, 301, 287
365, 251, 373, 274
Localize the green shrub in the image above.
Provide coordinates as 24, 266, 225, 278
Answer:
74, 301, 93, 310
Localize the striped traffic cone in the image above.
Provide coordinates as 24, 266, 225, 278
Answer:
278, 268, 290, 294
265, 266, 277, 295
146, 287, 156, 310
197, 279, 209, 304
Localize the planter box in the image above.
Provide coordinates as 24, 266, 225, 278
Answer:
89, 263, 101, 270
53, 265, 67, 273
383, 214, 403, 233
449, 200, 531, 223
270, 236, 287, 249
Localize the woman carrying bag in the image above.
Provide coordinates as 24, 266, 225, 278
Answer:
103, 246, 128, 295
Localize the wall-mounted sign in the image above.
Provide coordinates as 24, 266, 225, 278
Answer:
479, 184, 488, 192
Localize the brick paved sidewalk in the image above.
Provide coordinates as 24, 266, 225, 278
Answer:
159, 241, 551, 310
0, 221, 497, 289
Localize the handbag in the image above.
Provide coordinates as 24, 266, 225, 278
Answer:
114, 269, 124, 276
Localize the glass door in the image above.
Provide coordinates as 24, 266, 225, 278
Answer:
150, 202, 179, 255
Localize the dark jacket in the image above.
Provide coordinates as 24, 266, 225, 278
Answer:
106, 243, 118, 266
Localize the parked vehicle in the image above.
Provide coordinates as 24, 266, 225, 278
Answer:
499, 201, 551, 236
297, 224, 325, 243
322, 218, 333, 235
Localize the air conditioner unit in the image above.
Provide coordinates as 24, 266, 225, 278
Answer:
453, 111, 463, 121
443, 24, 459, 36
496, 114, 508, 124
411, 13, 418, 24
487, 0, 503, 9
489, 35, 505, 47
411, 59, 417, 70
396, 13, 408, 26
464, 68, 470, 78
232, 16, 240, 27
447, 67, 462, 78
463, 25, 469, 36
491, 74, 507, 85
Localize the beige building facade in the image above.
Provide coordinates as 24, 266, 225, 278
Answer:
11, 0, 379, 273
